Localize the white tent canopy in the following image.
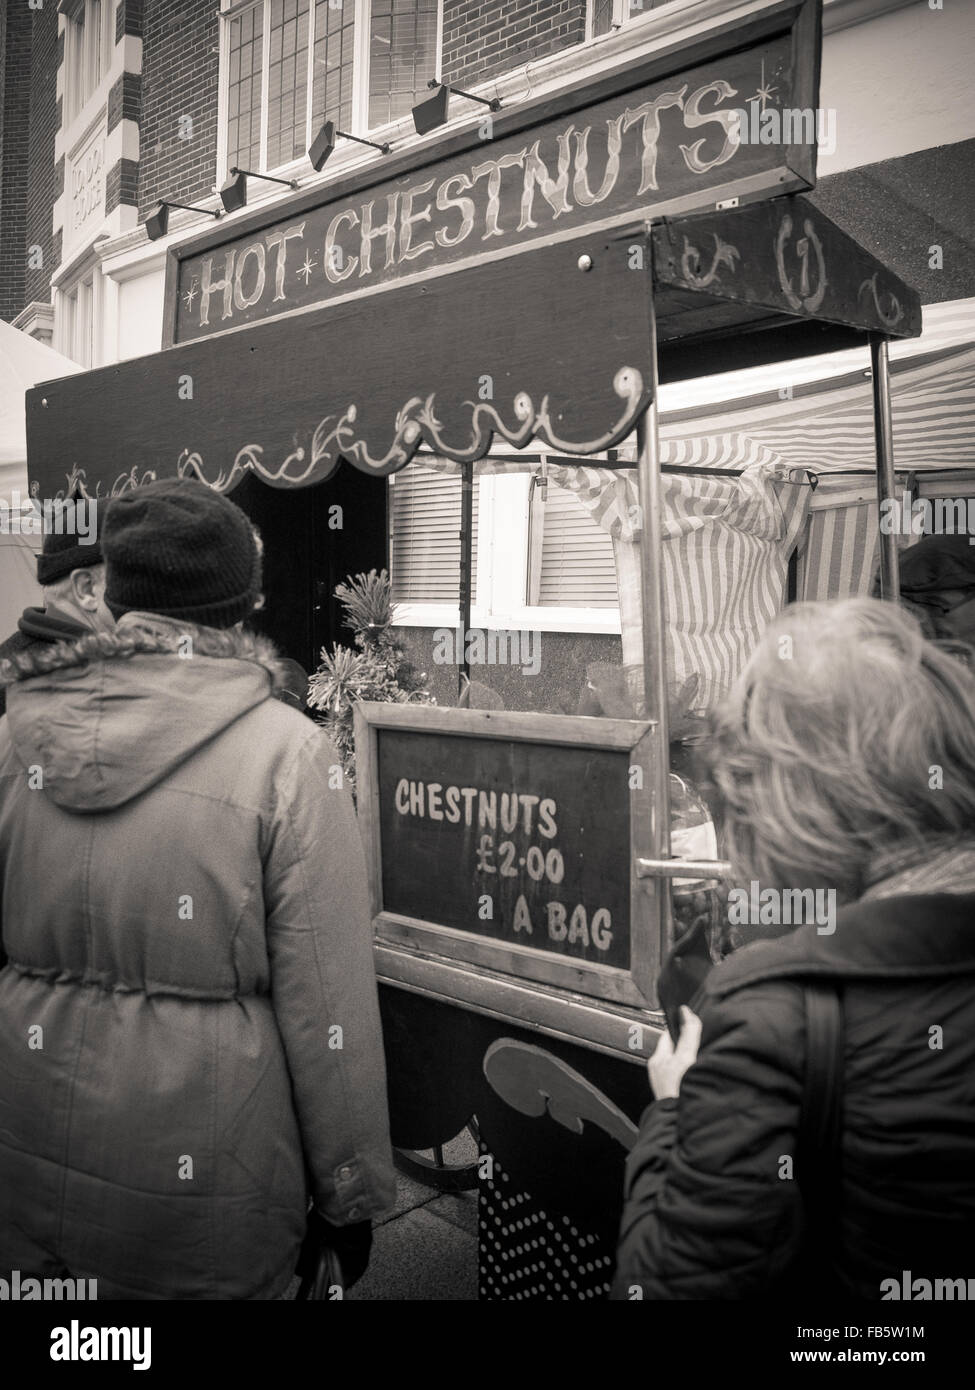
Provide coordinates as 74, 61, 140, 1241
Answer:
654, 298, 975, 474
0, 321, 82, 502
0, 530, 42, 637
656, 297, 975, 423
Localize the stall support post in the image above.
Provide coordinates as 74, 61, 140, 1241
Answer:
458, 460, 474, 697
635, 279, 674, 957
870, 333, 900, 602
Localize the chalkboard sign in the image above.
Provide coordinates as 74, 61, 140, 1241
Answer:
355, 704, 659, 1009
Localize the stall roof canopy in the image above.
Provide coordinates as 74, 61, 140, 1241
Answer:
26, 194, 920, 502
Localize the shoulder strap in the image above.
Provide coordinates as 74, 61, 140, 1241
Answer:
797, 984, 844, 1267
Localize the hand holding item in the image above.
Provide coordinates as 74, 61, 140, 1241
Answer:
296, 1208, 373, 1294
648, 1006, 702, 1100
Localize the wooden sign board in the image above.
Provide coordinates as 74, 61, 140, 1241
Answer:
653, 194, 923, 341
166, 0, 822, 345
354, 704, 660, 1013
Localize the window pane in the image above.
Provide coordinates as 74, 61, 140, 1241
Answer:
266, 0, 310, 169
91, 1, 102, 90
227, 5, 266, 170
74, 11, 87, 113
312, 0, 356, 136
590, 0, 614, 37
368, 0, 438, 130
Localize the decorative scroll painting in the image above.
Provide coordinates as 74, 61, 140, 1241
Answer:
26, 236, 653, 501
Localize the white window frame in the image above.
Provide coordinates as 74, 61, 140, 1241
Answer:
586, 0, 622, 41
391, 469, 622, 636
217, 0, 443, 179
63, 0, 114, 126
586, 0, 686, 43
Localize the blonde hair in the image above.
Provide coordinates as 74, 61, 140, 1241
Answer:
706, 598, 975, 902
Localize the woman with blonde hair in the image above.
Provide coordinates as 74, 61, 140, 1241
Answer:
614, 597, 975, 1299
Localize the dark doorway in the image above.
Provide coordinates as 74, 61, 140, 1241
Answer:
231, 463, 388, 673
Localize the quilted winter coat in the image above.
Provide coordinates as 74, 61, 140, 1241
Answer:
614, 889, 975, 1299
0, 615, 395, 1299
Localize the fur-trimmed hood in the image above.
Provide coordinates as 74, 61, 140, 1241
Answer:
1, 612, 290, 813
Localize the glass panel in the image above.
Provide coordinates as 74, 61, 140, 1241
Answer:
266, 0, 310, 169
91, 1, 102, 91
227, 3, 266, 171
72, 12, 86, 117
368, 0, 438, 129
590, 0, 614, 37
312, 0, 356, 136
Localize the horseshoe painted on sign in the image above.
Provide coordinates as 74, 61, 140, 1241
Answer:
679, 232, 740, 290
858, 272, 904, 329
776, 214, 827, 313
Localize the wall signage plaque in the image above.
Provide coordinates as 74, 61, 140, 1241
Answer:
354, 704, 660, 1009
167, 0, 821, 344
64, 123, 106, 256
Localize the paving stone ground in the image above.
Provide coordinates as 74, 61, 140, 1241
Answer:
285, 1131, 480, 1301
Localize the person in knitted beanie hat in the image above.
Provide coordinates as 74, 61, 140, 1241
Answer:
0, 475, 395, 1300
0, 492, 112, 719
102, 478, 263, 629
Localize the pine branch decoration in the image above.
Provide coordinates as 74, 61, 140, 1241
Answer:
307, 568, 434, 799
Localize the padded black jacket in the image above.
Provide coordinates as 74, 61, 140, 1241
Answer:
614, 892, 975, 1299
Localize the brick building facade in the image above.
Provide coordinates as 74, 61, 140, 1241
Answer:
0, 0, 682, 357
137, 1, 218, 222
0, 1, 31, 323
24, 7, 62, 314
441, 0, 586, 87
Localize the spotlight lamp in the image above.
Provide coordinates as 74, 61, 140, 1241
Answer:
219, 167, 300, 214
308, 121, 391, 172
145, 200, 221, 242
412, 78, 502, 136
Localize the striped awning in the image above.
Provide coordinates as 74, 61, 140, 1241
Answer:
660, 348, 975, 474
547, 462, 811, 710
657, 299, 975, 474
797, 495, 886, 603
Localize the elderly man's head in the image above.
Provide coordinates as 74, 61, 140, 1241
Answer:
37, 496, 114, 633
101, 479, 263, 629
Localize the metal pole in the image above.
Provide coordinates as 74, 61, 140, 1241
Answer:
870, 334, 900, 602
458, 460, 474, 697
635, 273, 673, 957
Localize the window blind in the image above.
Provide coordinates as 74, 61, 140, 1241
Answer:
389, 461, 479, 605
533, 481, 618, 608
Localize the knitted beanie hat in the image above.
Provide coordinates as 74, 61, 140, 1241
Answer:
36, 495, 105, 585
102, 479, 262, 629
898, 534, 975, 604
